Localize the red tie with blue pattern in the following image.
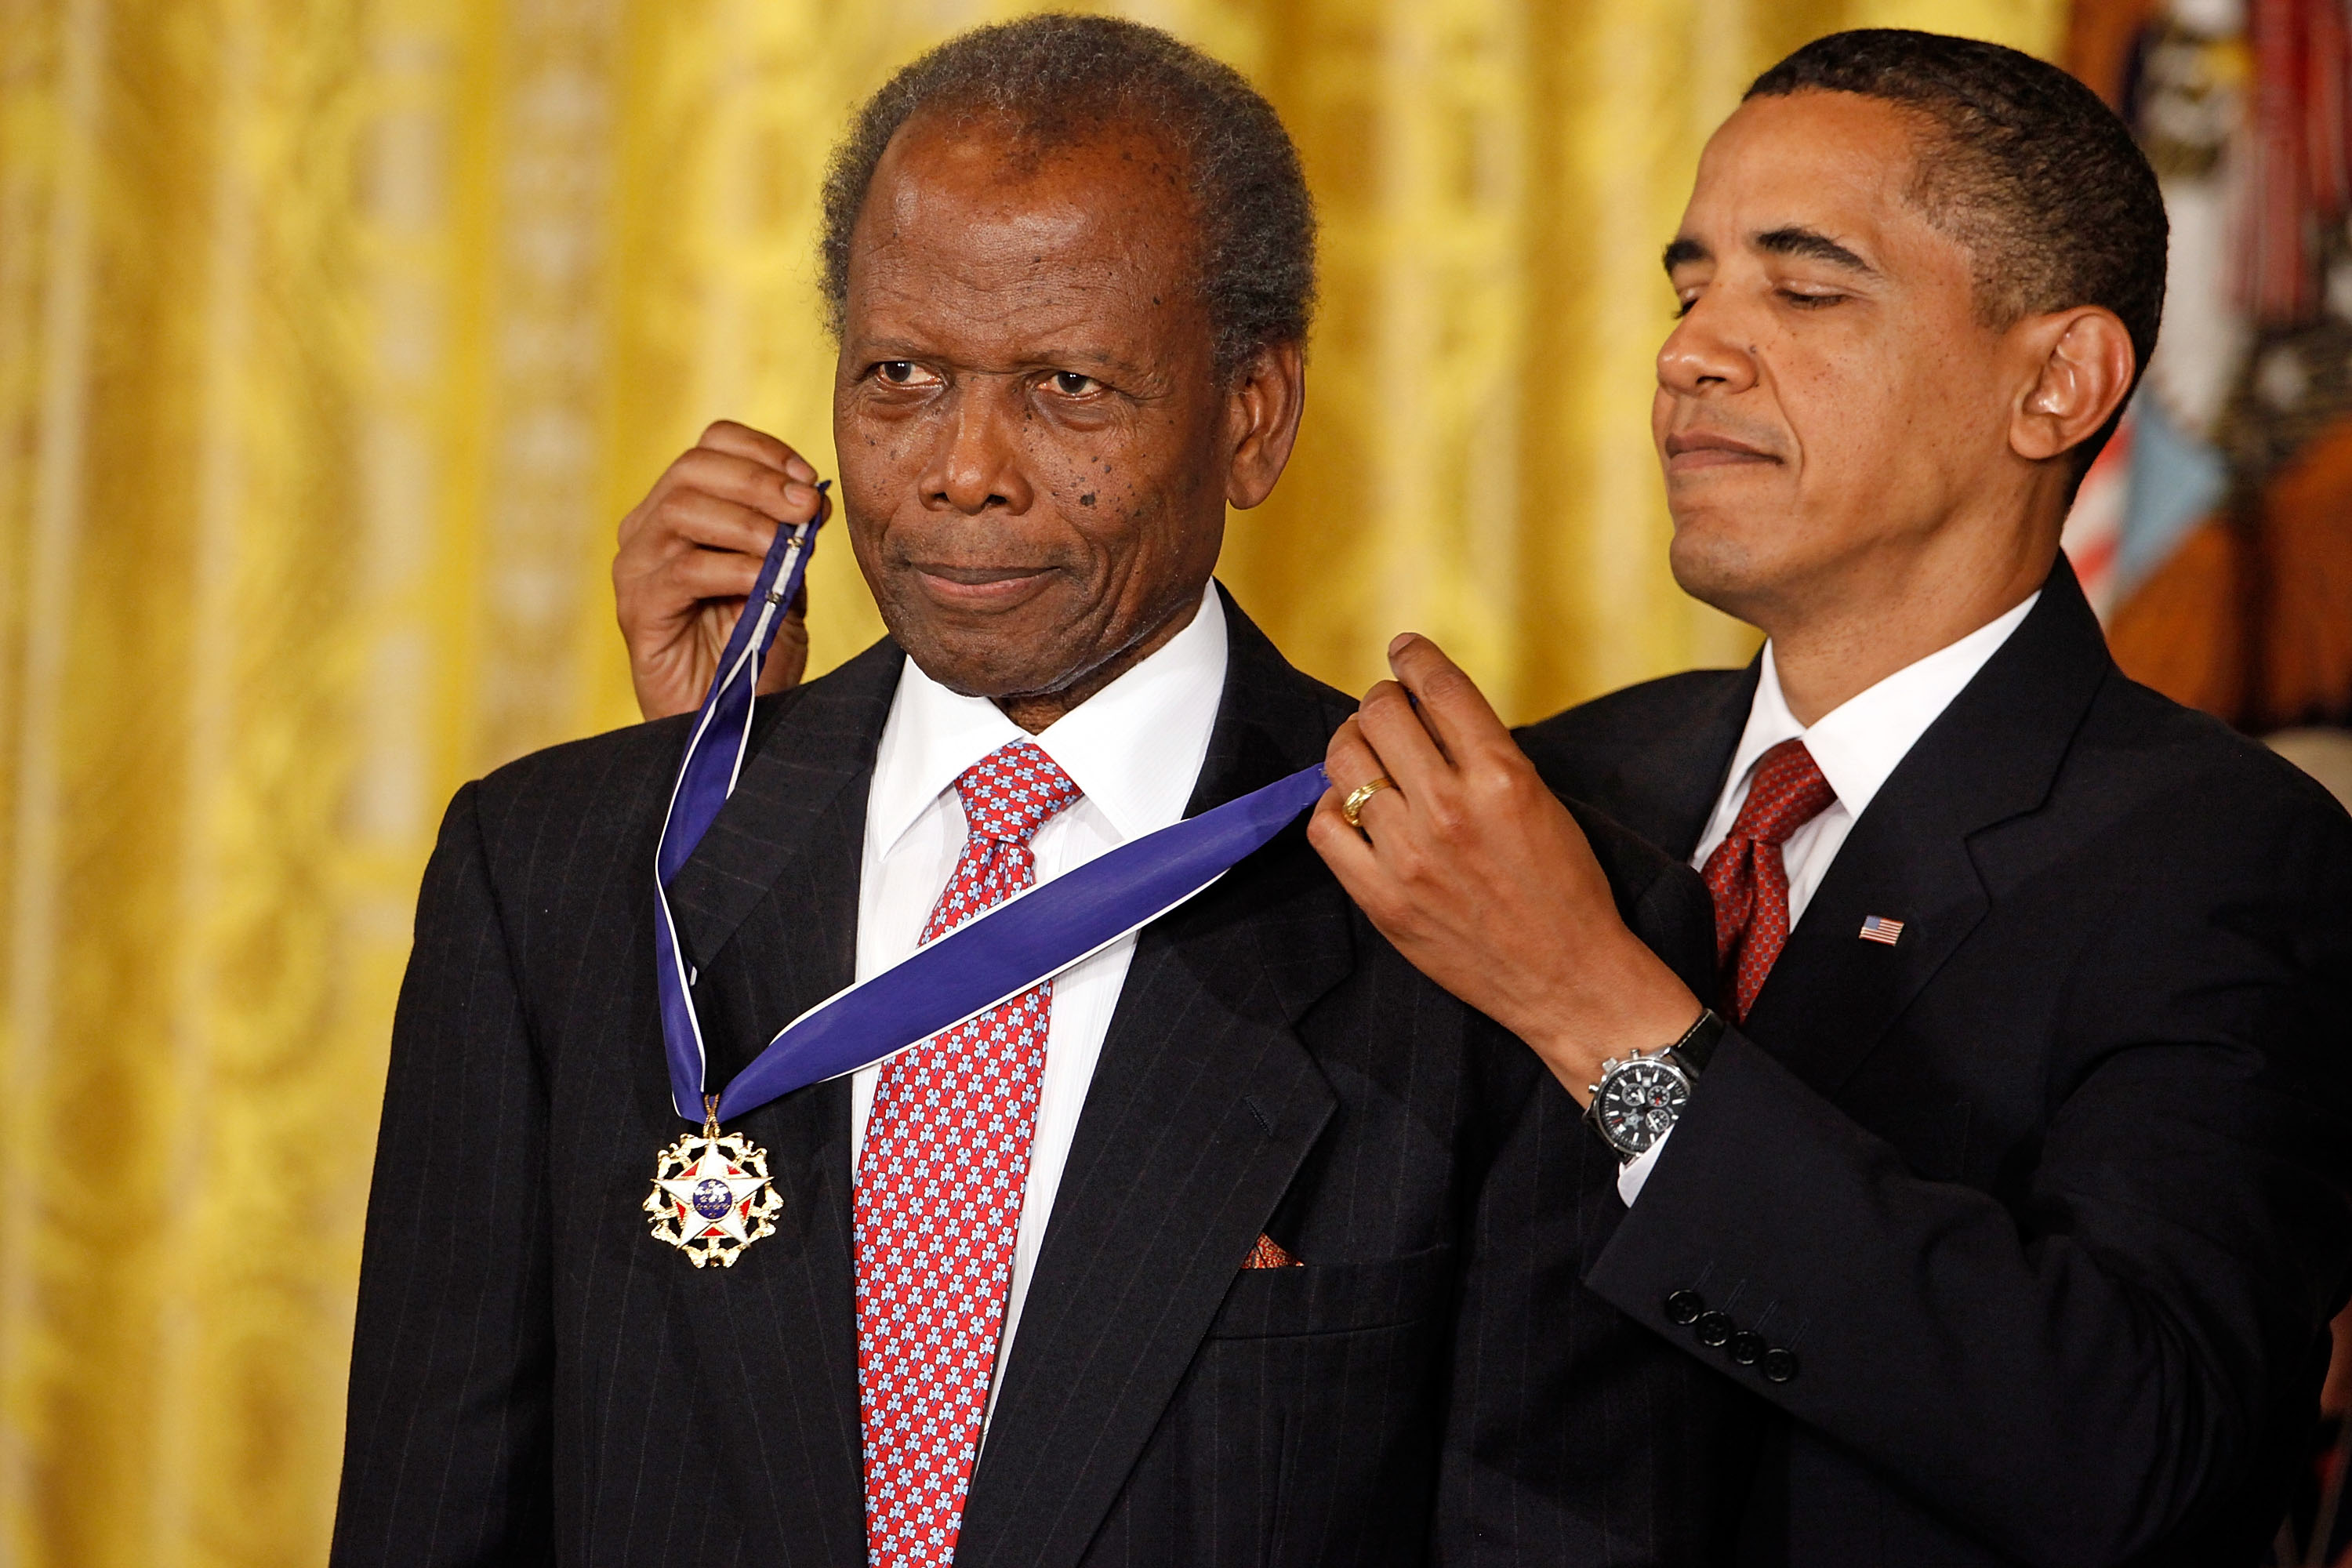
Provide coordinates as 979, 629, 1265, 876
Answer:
1700, 738, 1837, 1023
855, 739, 1083, 1568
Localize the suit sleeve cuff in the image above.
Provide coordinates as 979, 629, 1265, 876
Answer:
1616, 1127, 1672, 1206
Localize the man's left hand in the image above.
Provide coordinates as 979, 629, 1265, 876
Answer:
1306, 633, 1704, 1105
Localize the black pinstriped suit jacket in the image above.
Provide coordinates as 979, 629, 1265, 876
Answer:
331, 593, 1749, 1568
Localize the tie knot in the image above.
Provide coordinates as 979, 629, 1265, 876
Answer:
1727, 738, 1836, 847
953, 740, 1082, 845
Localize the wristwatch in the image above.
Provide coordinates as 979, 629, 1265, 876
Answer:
1585, 1009, 1726, 1159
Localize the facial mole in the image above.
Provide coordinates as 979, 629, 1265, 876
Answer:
1080, 492, 1096, 506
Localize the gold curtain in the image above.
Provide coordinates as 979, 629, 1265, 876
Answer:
0, 0, 2060, 1562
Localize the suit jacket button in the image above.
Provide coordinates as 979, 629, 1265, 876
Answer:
1693, 1311, 1733, 1348
1728, 1330, 1766, 1366
1762, 1347, 1799, 1383
1664, 1290, 1704, 1326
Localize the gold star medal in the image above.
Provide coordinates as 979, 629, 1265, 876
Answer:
644, 1096, 782, 1267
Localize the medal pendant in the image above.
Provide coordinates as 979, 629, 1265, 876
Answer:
645, 1098, 781, 1268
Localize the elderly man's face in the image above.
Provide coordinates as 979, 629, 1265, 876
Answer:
835, 114, 1282, 721
1653, 92, 2031, 629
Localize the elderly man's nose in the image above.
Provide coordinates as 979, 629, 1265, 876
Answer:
926, 396, 1032, 515
1657, 297, 1759, 397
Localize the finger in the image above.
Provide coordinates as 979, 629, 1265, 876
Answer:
633, 492, 786, 564
1353, 678, 1454, 802
1305, 785, 1387, 902
666, 448, 826, 526
656, 542, 770, 604
1324, 717, 1406, 834
697, 419, 816, 484
1383, 633, 1515, 764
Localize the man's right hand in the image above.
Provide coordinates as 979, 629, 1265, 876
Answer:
615, 419, 829, 720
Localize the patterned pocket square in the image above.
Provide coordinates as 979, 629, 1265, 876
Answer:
1242, 1233, 1303, 1269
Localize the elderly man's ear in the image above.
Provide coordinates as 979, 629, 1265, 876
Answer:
1224, 341, 1308, 510
2008, 307, 2135, 467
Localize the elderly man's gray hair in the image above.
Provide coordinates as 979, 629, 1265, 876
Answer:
818, 13, 1317, 380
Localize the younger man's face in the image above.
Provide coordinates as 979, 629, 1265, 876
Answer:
834, 114, 1239, 710
1652, 91, 2028, 628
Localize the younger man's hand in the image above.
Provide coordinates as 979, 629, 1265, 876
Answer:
1306, 634, 1701, 1104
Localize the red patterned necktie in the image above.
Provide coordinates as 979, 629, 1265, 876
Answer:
855, 739, 1083, 1568
1700, 738, 1837, 1023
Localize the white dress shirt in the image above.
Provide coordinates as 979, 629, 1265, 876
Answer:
849, 580, 1228, 1426
1616, 591, 2038, 1205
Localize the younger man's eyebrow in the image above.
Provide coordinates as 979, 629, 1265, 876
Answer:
1662, 236, 1710, 274
1755, 226, 1878, 275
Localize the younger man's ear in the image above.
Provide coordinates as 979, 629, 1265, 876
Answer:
2010, 307, 2136, 464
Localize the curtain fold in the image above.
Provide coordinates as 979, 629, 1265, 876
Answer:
0, 0, 2060, 1562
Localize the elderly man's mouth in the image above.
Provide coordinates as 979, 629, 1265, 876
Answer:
910, 563, 1059, 608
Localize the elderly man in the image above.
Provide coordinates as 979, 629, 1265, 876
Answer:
336, 16, 1741, 1568
1313, 31, 2352, 1568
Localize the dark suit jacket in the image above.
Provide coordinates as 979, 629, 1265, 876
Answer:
332, 593, 1748, 1568
1516, 560, 2352, 1568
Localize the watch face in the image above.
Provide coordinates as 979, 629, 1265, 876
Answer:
1596, 1059, 1690, 1156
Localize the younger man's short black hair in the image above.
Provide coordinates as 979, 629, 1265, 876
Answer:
1750, 30, 2167, 469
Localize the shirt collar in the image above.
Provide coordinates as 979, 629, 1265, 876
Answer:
1726, 590, 2039, 820
866, 580, 1229, 855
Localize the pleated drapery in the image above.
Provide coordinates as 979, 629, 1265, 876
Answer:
0, 0, 2060, 1563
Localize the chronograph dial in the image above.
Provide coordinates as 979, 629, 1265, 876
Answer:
1584, 1010, 1726, 1160
1591, 1056, 1693, 1156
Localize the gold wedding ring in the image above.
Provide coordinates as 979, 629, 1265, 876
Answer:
1340, 775, 1396, 829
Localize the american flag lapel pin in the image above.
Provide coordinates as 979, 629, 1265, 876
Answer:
1858, 915, 1905, 946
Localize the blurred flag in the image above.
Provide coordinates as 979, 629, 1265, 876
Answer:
2063, 391, 2232, 619
2064, 0, 2249, 624
2063, 408, 2133, 617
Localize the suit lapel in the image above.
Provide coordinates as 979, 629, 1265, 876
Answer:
1616, 663, 1758, 860
1741, 560, 2114, 1094
665, 637, 902, 985
956, 593, 1352, 1568
656, 638, 901, 1558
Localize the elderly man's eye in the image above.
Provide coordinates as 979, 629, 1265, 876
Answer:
875, 361, 938, 387
1050, 371, 1103, 396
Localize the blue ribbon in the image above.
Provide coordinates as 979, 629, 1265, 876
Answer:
653, 486, 1329, 1125
653, 492, 825, 1120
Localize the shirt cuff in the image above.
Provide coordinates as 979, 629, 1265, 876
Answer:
1617, 1127, 1673, 1206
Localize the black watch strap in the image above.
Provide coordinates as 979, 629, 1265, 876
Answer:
1671, 1007, 1726, 1073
